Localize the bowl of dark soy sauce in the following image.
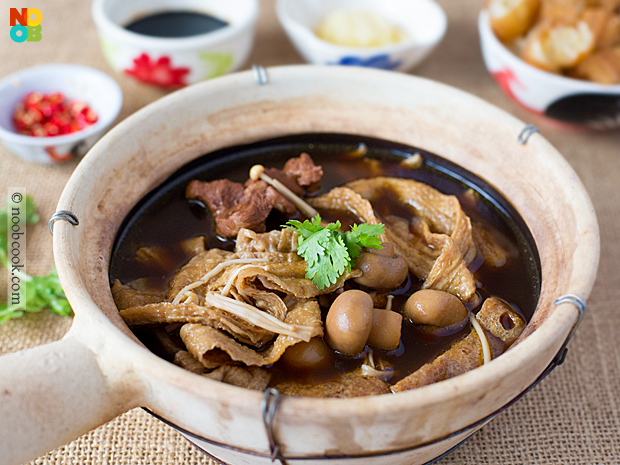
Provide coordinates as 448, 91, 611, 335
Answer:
92, 0, 259, 88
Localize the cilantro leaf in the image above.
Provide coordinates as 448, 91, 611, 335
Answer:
0, 196, 72, 323
352, 223, 385, 250
0, 268, 71, 324
304, 231, 351, 290
342, 231, 363, 261
352, 223, 385, 238
284, 215, 384, 290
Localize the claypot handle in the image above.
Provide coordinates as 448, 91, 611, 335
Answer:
0, 336, 137, 465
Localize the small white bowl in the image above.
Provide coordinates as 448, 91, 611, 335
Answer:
92, 0, 259, 88
479, 10, 620, 129
0, 64, 122, 164
276, 0, 447, 71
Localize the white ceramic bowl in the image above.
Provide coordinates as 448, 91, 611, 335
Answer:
92, 0, 259, 88
479, 10, 620, 129
0, 64, 122, 164
277, 0, 447, 71
0, 66, 599, 465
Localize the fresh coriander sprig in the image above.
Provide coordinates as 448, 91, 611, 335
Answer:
284, 215, 385, 290
0, 196, 72, 323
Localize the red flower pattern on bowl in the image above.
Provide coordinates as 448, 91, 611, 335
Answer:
124, 53, 190, 88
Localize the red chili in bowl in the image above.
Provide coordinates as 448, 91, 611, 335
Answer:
12, 91, 98, 137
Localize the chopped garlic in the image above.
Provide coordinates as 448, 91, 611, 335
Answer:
315, 10, 408, 48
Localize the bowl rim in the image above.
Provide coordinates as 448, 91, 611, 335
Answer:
91, 0, 260, 51
276, 0, 447, 54
53, 65, 600, 456
478, 9, 620, 92
0, 64, 123, 146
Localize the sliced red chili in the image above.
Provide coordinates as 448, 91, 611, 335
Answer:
13, 92, 98, 137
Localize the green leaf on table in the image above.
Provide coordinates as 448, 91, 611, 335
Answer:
0, 196, 72, 323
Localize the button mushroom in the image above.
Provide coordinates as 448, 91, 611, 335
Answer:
325, 290, 373, 355
353, 243, 408, 289
404, 289, 468, 327
367, 308, 403, 351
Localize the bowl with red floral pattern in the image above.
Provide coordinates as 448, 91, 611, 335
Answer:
92, 0, 259, 89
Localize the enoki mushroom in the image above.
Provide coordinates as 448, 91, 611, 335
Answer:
361, 348, 394, 381
204, 292, 315, 341
172, 258, 268, 304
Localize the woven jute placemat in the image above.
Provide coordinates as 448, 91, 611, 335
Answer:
1, 0, 618, 463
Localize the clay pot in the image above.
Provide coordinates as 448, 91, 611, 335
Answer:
0, 66, 599, 465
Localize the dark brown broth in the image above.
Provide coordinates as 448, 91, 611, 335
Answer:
109, 133, 540, 387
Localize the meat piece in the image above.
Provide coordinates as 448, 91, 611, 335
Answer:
186, 178, 295, 237
255, 154, 323, 198
275, 373, 391, 398
243, 179, 296, 215
263, 168, 304, 196
187, 178, 244, 215
392, 298, 525, 392
282, 152, 323, 188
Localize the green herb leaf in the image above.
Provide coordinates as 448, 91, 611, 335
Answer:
284, 215, 384, 290
352, 223, 385, 250
0, 196, 72, 323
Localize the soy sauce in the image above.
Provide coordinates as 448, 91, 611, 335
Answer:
125, 11, 228, 38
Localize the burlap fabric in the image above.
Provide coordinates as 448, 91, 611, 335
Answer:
0, 0, 618, 464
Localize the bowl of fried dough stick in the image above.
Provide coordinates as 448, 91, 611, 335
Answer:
480, 0, 620, 129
